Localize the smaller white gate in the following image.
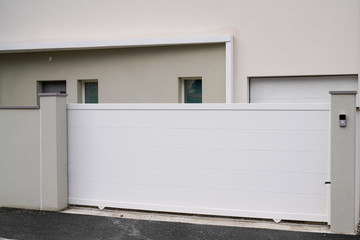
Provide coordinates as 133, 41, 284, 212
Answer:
68, 103, 330, 223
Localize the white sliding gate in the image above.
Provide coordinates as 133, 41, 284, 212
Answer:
68, 103, 330, 223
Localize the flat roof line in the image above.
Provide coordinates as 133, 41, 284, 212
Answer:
0, 35, 232, 53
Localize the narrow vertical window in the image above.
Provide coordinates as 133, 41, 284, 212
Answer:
179, 78, 202, 103
84, 81, 98, 103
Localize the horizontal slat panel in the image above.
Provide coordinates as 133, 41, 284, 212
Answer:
68, 183, 327, 218
69, 127, 328, 152
69, 164, 327, 194
68, 145, 327, 173
68, 197, 327, 222
68, 109, 329, 131
67, 103, 330, 110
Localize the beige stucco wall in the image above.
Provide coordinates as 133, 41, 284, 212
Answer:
0, 108, 40, 209
0, 44, 225, 105
0, 0, 358, 102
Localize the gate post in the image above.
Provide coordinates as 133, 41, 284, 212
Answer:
39, 93, 68, 211
330, 91, 357, 234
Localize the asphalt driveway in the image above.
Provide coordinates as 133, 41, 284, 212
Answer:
0, 207, 359, 240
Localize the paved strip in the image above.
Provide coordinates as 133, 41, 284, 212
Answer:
0, 208, 359, 240
63, 207, 331, 233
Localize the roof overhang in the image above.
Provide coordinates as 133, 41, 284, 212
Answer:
0, 35, 232, 53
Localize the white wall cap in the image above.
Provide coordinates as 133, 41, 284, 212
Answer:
67, 103, 330, 111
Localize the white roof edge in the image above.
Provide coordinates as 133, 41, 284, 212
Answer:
0, 35, 233, 53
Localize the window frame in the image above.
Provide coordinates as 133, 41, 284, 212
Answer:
79, 79, 98, 104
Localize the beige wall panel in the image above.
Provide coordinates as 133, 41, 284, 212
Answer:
0, 109, 40, 209
0, 44, 225, 105
0, 0, 358, 102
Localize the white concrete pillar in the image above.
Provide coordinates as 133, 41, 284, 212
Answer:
39, 93, 68, 211
330, 91, 357, 234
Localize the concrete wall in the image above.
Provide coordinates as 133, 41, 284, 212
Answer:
356, 110, 360, 228
0, 107, 40, 209
330, 92, 357, 234
0, 0, 358, 103
0, 95, 68, 211
0, 44, 225, 105
40, 94, 68, 210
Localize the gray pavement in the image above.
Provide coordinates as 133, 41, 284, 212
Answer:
0, 208, 359, 240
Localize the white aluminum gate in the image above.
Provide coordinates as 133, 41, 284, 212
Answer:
68, 103, 330, 222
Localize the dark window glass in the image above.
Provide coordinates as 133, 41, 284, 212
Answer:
42, 81, 66, 94
85, 82, 98, 103
184, 80, 202, 103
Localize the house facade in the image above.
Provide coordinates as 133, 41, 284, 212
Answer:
1, 0, 360, 235
0, 0, 358, 105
